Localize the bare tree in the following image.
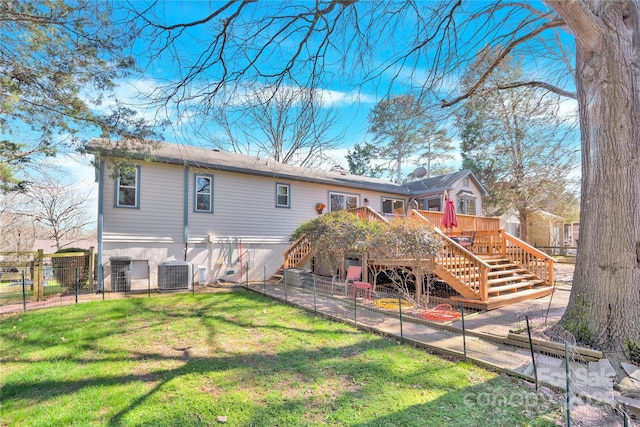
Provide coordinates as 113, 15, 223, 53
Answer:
204, 86, 343, 167
456, 51, 579, 242
366, 219, 442, 306
12, 176, 93, 251
135, 1, 640, 356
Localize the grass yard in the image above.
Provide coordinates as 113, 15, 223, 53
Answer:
0, 291, 562, 426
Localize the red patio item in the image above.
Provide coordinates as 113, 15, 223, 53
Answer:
441, 197, 458, 231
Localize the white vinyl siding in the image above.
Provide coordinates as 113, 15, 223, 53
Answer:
103, 160, 407, 245
104, 161, 183, 242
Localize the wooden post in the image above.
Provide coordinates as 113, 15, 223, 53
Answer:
34, 249, 44, 301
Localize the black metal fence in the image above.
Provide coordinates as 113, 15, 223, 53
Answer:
0, 257, 634, 426
246, 269, 633, 427
0, 250, 199, 313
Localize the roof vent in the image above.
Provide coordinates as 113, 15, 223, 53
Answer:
330, 165, 349, 175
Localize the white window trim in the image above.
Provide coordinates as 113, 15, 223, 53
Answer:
194, 174, 214, 213
329, 191, 360, 212
381, 197, 405, 215
115, 166, 140, 208
275, 182, 291, 208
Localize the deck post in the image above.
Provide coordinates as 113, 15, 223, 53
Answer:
480, 264, 489, 302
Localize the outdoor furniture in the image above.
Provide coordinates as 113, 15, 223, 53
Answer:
335, 265, 363, 296
349, 281, 372, 302
450, 231, 475, 251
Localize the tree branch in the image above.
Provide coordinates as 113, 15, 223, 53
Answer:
441, 18, 565, 107
496, 81, 576, 99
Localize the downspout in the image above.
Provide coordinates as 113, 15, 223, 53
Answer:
96, 156, 104, 291
184, 166, 189, 261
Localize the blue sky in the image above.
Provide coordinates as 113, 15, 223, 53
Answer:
44, 1, 579, 227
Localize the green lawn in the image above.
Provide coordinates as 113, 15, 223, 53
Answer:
0, 291, 562, 426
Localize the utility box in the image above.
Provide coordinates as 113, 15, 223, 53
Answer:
198, 265, 207, 285
110, 256, 132, 292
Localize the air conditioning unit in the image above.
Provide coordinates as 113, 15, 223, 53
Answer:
158, 261, 192, 291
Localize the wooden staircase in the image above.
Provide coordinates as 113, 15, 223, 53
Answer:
274, 207, 554, 310
449, 255, 552, 310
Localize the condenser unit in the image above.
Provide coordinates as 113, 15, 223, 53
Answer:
158, 261, 192, 291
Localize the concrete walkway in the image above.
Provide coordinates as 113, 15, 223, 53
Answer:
244, 265, 636, 426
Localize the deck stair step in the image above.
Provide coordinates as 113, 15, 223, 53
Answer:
487, 273, 535, 286
488, 280, 544, 296
451, 287, 554, 310
487, 268, 527, 277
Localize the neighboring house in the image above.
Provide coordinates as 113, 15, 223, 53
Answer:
86, 139, 488, 288
500, 208, 521, 238
500, 209, 567, 253
528, 210, 565, 252
564, 222, 580, 248
402, 170, 489, 215
31, 239, 96, 254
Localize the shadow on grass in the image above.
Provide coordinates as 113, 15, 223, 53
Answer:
0, 291, 561, 426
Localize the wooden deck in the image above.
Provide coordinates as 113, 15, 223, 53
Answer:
276, 207, 554, 310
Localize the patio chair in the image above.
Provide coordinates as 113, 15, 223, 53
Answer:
342, 265, 362, 296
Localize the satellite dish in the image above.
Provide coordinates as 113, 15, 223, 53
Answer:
411, 167, 427, 178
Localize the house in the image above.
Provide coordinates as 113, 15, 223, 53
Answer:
528, 210, 565, 253
31, 239, 96, 254
402, 170, 489, 215
86, 139, 489, 289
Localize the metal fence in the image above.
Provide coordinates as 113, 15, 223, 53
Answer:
0, 257, 634, 426
247, 269, 634, 427
0, 250, 199, 312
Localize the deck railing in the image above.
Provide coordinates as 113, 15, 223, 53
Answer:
282, 235, 313, 270
413, 209, 501, 232
502, 231, 554, 287
411, 210, 491, 300
281, 207, 552, 302
347, 206, 390, 223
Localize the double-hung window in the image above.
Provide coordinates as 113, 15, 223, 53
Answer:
116, 166, 140, 208
329, 192, 359, 211
276, 183, 290, 208
195, 175, 213, 213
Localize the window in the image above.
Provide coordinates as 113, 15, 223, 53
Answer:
195, 175, 213, 212
506, 221, 521, 238
116, 166, 140, 208
276, 183, 290, 208
463, 177, 470, 187
329, 192, 359, 211
424, 197, 441, 211
382, 198, 404, 215
458, 196, 476, 215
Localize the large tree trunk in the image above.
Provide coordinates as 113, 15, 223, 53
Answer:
549, 1, 640, 355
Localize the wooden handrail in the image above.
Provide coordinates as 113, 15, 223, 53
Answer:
502, 231, 554, 287
412, 209, 492, 301
282, 235, 313, 270
412, 209, 501, 232
346, 206, 389, 223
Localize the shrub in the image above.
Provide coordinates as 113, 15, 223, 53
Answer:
51, 248, 90, 291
